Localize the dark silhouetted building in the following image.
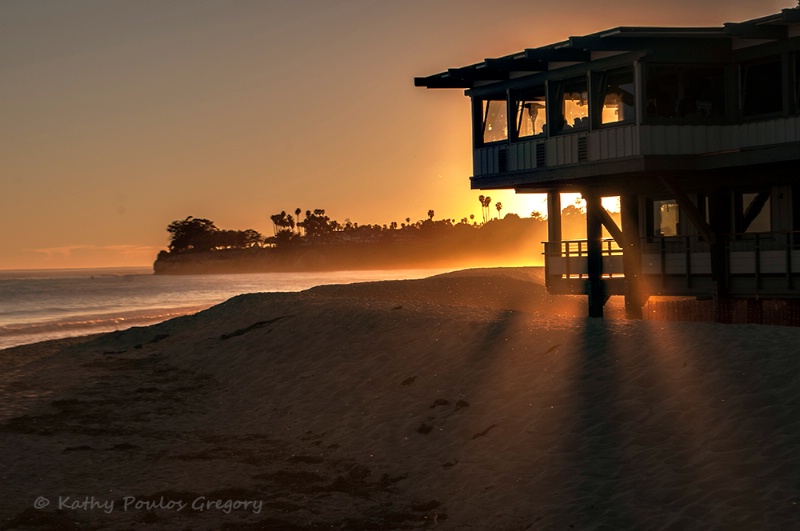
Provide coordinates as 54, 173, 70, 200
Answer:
417, 8, 800, 320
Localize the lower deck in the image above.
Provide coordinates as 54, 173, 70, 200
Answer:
545, 232, 800, 298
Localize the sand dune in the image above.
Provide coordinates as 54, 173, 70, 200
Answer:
1, 267, 799, 529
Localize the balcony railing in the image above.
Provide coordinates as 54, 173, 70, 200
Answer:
544, 232, 800, 297
543, 239, 623, 279
472, 116, 800, 184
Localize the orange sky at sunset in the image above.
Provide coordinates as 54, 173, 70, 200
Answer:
1, 0, 793, 270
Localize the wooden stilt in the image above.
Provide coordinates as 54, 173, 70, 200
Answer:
547, 192, 562, 242
620, 194, 645, 319
708, 189, 732, 322
585, 192, 604, 318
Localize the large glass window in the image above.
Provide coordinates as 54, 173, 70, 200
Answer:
514, 87, 547, 138
556, 77, 589, 133
482, 98, 508, 143
645, 66, 725, 122
600, 68, 636, 125
741, 56, 782, 116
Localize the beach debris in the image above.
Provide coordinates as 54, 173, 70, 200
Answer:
219, 315, 290, 340
471, 424, 497, 439
392, 305, 403, 310
400, 376, 417, 387
441, 459, 459, 468
545, 343, 561, 354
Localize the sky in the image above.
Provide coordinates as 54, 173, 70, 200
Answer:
1, 0, 794, 270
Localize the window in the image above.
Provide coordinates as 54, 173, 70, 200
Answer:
482, 98, 508, 143
653, 199, 680, 237
741, 192, 771, 233
556, 77, 589, 133
645, 66, 725, 122
514, 86, 547, 138
600, 68, 636, 125
741, 56, 782, 116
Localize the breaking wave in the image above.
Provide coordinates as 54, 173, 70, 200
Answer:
0, 305, 210, 350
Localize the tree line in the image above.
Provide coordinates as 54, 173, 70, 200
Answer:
165, 209, 461, 254
163, 197, 590, 255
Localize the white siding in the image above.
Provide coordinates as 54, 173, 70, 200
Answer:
473, 117, 800, 177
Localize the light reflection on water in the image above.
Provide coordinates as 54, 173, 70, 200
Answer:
0, 267, 452, 350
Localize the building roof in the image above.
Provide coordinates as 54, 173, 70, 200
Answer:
415, 8, 800, 90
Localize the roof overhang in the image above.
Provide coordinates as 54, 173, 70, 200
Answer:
415, 9, 800, 90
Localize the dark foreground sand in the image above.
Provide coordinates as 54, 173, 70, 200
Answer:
1, 267, 799, 530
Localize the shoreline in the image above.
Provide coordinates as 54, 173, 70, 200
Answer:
2, 267, 799, 529
0, 266, 460, 352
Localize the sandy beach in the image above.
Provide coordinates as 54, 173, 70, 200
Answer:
1, 267, 799, 530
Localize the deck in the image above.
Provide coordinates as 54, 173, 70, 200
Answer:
544, 232, 800, 298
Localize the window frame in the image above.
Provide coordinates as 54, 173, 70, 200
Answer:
594, 67, 637, 129
474, 94, 510, 146
739, 54, 784, 120
510, 85, 548, 141
552, 75, 590, 135
643, 63, 727, 125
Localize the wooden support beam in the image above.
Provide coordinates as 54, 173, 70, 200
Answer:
585, 193, 605, 318
658, 175, 716, 244
708, 189, 732, 321
586, 201, 626, 248
620, 195, 646, 319
547, 192, 562, 243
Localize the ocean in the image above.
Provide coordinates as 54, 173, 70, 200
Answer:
0, 267, 450, 350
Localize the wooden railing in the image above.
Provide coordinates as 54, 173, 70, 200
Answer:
544, 231, 800, 296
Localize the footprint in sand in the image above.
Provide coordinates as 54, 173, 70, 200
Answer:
400, 376, 416, 387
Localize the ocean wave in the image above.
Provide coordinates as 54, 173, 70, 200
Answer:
0, 305, 210, 339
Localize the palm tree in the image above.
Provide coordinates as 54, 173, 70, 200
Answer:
428, 209, 435, 221
495, 201, 503, 219
295, 208, 302, 234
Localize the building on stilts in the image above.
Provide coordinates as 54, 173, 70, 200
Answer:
415, 8, 800, 320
